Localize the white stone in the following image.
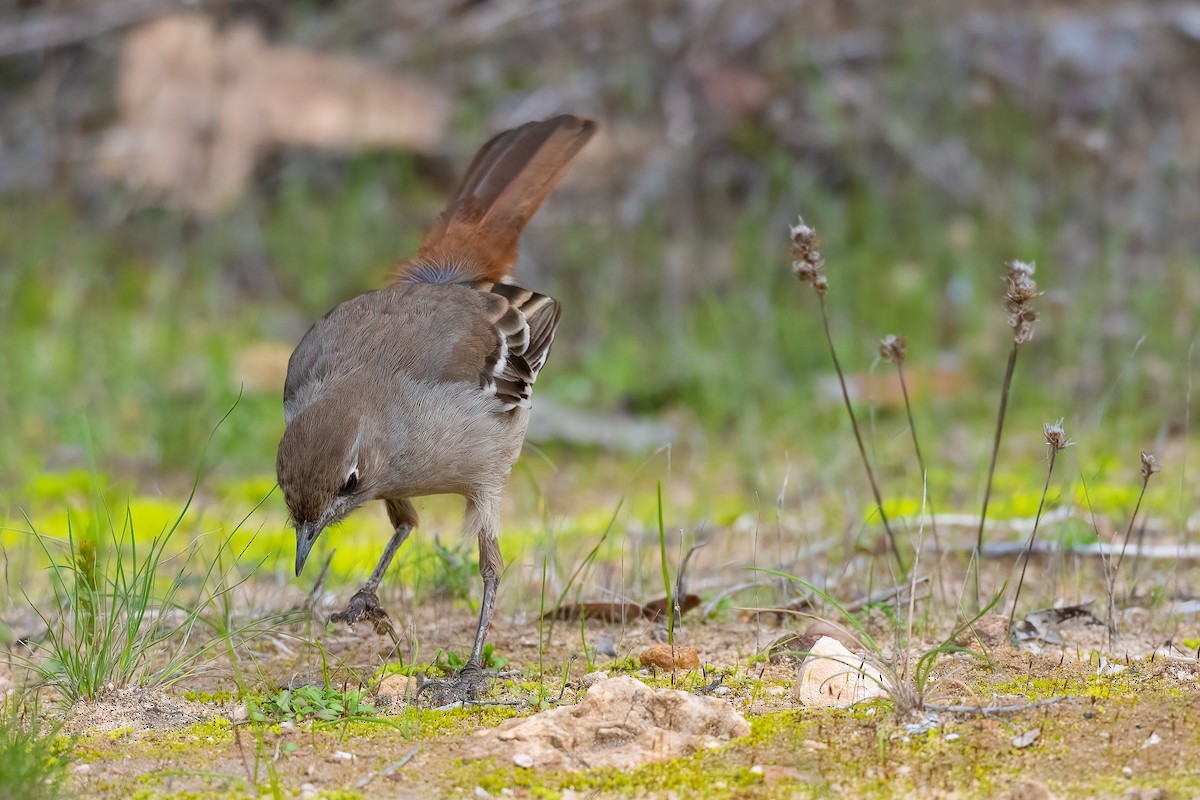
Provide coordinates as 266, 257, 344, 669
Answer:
789, 636, 887, 708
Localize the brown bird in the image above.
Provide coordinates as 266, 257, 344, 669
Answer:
276, 115, 596, 700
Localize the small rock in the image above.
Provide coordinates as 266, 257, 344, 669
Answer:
1122, 766, 1134, 779
749, 765, 764, 775
332, 750, 355, 761
593, 637, 618, 658
469, 676, 749, 771
639, 644, 700, 671
1012, 728, 1040, 749
804, 620, 863, 651
790, 637, 887, 708
299, 783, 318, 800
759, 765, 802, 784
765, 686, 785, 697
229, 702, 249, 723
73, 764, 92, 775
1003, 780, 1056, 800
474, 787, 493, 799
1141, 731, 1161, 749
580, 671, 609, 688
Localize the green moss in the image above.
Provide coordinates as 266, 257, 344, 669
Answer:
182, 691, 237, 704
180, 717, 234, 742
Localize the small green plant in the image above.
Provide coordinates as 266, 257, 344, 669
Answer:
21, 487, 290, 702
427, 536, 476, 604
656, 482, 674, 652
435, 642, 507, 674
249, 685, 376, 725
0, 700, 70, 800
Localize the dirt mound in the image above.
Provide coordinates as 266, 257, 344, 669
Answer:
60, 688, 218, 736
467, 676, 749, 771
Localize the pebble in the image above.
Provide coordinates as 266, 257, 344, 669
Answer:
580, 671, 609, 688
512, 752, 534, 768
750, 765, 765, 775
639, 644, 701, 671
73, 764, 91, 775
474, 787, 493, 799
299, 783, 317, 800
1123, 766, 1134, 778
332, 750, 355, 761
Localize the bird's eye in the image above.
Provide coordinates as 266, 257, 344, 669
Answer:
340, 470, 359, 495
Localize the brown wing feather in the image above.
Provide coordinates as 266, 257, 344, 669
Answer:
469, 281, 562, 411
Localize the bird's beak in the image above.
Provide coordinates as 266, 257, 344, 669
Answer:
295, 521, 321, 577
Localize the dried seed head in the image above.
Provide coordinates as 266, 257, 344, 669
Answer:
1003, 259, 1040, 344
789, 217, 827, 295
879, 335, 906, 365
1043, 419, 1071, 454
1140, 451, 1160, 481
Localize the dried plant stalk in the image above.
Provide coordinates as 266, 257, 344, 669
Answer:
972, 260, 1040, 608
1105, 451, 1160, 643
880, 335, 942, 559
791, 218, 902, 568
1007, 420, 1071, 630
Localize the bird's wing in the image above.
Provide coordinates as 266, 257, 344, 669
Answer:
462, 280, 562, 411
282, 282, 560, 419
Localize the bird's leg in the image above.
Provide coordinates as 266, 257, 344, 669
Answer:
422, 494, 502, 704
329, 499, 416, 636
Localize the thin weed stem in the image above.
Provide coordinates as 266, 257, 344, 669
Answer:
894, 360, 943, 567
1007, 444, 1062, 630
818, 295, 902, 570
974, 340, 1019, 609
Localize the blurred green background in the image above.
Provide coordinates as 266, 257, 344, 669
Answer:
1, 0, 1196, 540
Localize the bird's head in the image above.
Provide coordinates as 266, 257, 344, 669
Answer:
276, 402, 374, 577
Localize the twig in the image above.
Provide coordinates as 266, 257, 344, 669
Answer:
926, 695, 1069, 716
964, 541, 1200, 560
355, 747, 420, 789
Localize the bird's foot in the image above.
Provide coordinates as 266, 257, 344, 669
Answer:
328, 589, 395, 637
419, 661, 488, 706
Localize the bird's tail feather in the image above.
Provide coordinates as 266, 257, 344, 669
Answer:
396, 115, 596, 284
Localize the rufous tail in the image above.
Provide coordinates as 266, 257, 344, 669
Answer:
396, 114, 596, 284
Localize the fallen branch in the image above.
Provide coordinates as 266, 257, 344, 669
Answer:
926, 695, 1070, 716
354, 747, 419, 789
966, 541, 1200, 560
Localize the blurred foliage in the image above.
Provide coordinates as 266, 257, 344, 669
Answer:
0, 0, 1196, 524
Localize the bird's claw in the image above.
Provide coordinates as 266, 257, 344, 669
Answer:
419, 662, 487, 706
328, 589, 395, 637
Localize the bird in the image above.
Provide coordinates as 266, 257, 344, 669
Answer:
276, 115, 596, 701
